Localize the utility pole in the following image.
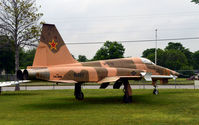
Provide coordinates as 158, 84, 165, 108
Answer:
155, 29, 158, 65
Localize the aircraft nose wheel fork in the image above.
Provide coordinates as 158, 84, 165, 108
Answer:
74, 83, 84, 100
152, 80, 159, 95
153, 87, 159, 95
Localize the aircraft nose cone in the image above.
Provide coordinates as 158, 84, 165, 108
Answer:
170, 70, 180, 76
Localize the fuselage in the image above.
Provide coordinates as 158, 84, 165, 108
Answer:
25, 57, 179, 83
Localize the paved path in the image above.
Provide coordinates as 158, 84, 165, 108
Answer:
1, 85, 198, 91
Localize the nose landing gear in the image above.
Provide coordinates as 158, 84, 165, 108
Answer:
122, 79, 132, 103
74, 83, 84, 100
152, 80, 159, 95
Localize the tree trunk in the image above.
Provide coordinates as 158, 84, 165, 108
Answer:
15, 44, 20, 91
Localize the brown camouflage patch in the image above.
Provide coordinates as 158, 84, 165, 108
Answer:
94, 67, 108, 81
62, 70, 89, 82
82, 61, 102, 67
116, 68, 140, 76
145, 64, 166, 75
103, 59, 136, 69
40, 24, 65, 53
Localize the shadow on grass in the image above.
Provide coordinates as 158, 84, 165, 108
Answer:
159, 89, 199, 95
22, 94, 162, 111
1, 92, 40, 96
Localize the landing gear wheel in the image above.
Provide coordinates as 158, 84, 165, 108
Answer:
153, 89, 159, 95
123, 94, 132, 103
75, 92, 84, 100
74, 83, 84, 100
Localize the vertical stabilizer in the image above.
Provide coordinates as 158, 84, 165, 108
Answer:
32, 24, 77, 66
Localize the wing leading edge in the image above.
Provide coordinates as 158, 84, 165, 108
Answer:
0, 80, 30, 87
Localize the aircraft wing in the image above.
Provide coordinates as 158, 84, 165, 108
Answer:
49, 80, 77, 83
97, 72, 152, 84
97, 76, 120, 84
151, 75, 177, 80
0, 80, 30, 87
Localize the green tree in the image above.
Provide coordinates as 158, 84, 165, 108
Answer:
0, 36, 15, 74
142, 42, 194, 77
78, 55, 88, 62
0, 0, 43, 90
142, 48, 155, 58
142, 48, 165, 66
193, 50, 199, 69
71, 54, 76, 60
192, 0, 199, 4
165, 42, 194, 67
19, 48, 36, 69
165, 42, 185, 51
93, 41, 125, 60
163, 50, 188, 70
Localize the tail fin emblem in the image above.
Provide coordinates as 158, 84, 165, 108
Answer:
49, 39, 58, 50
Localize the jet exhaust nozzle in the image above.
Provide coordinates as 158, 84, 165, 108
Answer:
22, 69, 37, 80
17, 70, 23, 80
18, 69, 50, 81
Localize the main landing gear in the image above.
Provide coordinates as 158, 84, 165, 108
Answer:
152, 80, 159, 95
122, 79, 132, 103
74, 83, 84, 100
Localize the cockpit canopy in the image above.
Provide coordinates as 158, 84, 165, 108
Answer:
140, 58, 155, 65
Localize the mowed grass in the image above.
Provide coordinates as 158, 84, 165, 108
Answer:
0, 89, 199, 125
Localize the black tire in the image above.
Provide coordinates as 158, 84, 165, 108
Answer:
123, 95, 132, 103
153, 89, 159, 95
75, 92, 84, 100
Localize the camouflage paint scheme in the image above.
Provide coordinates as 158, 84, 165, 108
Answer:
22, 24, 178, 85
14, 24, 180, 102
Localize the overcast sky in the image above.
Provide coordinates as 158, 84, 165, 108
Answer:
37, 0, 199, 59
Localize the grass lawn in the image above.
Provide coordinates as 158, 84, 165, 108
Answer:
0, 89, 199, 125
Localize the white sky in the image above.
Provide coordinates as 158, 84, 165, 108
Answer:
37, 0, 199, 59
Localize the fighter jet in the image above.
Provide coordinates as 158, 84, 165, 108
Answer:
1, 24, 179, 103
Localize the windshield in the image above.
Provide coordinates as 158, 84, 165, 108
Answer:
141, 58, 155, 65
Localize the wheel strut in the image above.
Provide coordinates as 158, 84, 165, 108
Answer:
123, 79, 132, 103
152, 80, 159, 95
74, 83, 84, 100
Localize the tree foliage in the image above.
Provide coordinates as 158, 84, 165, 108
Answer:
165, 42, 193, 67
0, 35, 36, 74
0, 0, 42, 90
78, 55, 88, 62
0, 36, 15, 74
193, 51, 199, 69
0, 0, 43, 73
142, 42, 198, 76
93, 41, 125, 60
19, 48, 36, 69
165, 42, 185, 51
191, 0, 199, 4
163, 50, 188, 70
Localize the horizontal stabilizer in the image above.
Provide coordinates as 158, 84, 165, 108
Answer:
0, 80, 30, 87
